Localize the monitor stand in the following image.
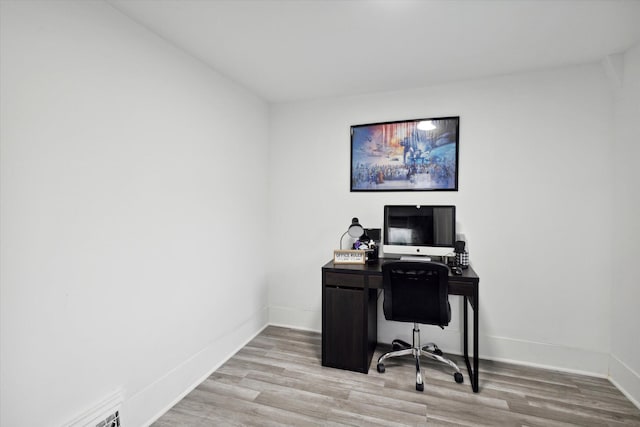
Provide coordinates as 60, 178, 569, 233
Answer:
400, 255, 431, 262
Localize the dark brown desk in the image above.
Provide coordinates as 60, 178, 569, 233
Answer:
321, 258, 480, 392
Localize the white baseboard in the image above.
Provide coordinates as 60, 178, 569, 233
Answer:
481, 335, 610, 377
272, 306, 610, 377
269, 305, 320, 332
65, 389, 124, 427
609, 354, 640, 409
123, 306, 269, 427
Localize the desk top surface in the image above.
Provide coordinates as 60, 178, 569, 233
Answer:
323, 258, 479, 283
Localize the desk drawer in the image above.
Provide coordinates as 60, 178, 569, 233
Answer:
325, 272, 364, 288
368, 276, 382, 289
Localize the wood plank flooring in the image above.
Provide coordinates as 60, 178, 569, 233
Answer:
152, 326, 640, 426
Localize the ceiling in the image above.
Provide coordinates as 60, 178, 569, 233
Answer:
109, 0, 640, 103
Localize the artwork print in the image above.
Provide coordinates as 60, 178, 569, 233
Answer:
350, 117, 459, 191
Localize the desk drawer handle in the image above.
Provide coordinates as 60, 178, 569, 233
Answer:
325, 284, 361, 290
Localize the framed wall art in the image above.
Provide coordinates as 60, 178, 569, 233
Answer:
350, 116, 459, 192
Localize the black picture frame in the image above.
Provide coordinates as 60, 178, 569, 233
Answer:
350, 116, 459, 192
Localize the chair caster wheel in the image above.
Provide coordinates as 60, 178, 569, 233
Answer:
416, 382, 424, 392
377, 363, 385, 373
392, 343, 402, 351
454, 372, 464, 383
433, 348, 443, 356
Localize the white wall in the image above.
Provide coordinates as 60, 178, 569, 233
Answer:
610, 42, 640, 406
269, 64, 616, 375
2, 2, 638, 423
0, 1, 269, 426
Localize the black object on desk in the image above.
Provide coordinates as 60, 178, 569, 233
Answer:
321, 258, 480, 393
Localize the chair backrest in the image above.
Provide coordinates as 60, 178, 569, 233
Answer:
381, 261, 451, 326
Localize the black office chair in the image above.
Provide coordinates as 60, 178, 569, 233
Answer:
376, 261, 464, 391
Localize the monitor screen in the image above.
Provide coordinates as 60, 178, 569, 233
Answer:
383, 205, 456, 257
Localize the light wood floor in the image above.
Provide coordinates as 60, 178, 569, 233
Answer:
153, 326, 640, 426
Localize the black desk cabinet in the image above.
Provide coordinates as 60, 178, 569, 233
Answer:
322, 269, 380, 373
321, 259, 481, 392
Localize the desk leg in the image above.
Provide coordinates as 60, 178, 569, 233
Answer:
463, 295, 479, 393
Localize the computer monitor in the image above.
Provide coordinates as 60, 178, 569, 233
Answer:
383, 205, 456, 258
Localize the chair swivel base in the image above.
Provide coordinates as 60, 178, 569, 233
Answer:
376, 325, 464, 392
